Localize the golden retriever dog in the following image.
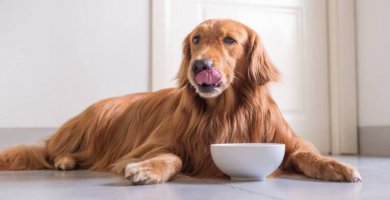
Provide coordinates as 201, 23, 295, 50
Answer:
0, 19, 361, 184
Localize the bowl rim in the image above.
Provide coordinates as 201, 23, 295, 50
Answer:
210, 143, 285, 147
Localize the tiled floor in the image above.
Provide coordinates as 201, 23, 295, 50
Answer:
0, 156, 389, 200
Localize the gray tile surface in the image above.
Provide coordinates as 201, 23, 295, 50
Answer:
0, 156, 388, 200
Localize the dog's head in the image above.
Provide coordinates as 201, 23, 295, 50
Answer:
177, 19, 279, 98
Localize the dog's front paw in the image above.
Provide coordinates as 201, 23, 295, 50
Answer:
125, 162, 165, 185
321, 160, 362, 182
348, 169, 362, 182
339, 165, 362, 182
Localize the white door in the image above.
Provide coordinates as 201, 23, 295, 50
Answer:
152, 0, 330, 153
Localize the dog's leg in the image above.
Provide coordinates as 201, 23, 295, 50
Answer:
280, 133, 361, 182
123, 153, 182, 185
288, 150, 362, 182
111, 144, 182, 185
0, 145, 52, 171
272, 118, 362, 182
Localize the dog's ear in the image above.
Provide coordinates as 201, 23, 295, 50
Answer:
246, 31, 279, 85
177, 34, 192, 87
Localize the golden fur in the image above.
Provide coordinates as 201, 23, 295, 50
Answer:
0, 19, 361, 184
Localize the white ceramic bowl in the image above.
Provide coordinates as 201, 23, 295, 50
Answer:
210, 143, 285, 181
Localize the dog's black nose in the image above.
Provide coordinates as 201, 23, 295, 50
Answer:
192, 59, 213, 74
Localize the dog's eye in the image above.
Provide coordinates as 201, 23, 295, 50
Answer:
223, 37, 236, 44
192, 35, 201, 44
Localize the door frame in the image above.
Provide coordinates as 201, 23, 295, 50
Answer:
151, 0, 358, 155
327, 0, 358, 154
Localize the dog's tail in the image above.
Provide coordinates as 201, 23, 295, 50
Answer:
0, 145, 53, 171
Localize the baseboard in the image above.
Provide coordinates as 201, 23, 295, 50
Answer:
359, 126, 390, 157
0, 128, 56, 150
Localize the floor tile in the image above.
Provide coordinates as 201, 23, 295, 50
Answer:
0, 156, 389, 200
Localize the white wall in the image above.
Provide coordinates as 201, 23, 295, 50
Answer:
356, 0, 390, 127
0, 0, 150, 127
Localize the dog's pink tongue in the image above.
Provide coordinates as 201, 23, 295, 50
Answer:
195, 69, 222, 85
